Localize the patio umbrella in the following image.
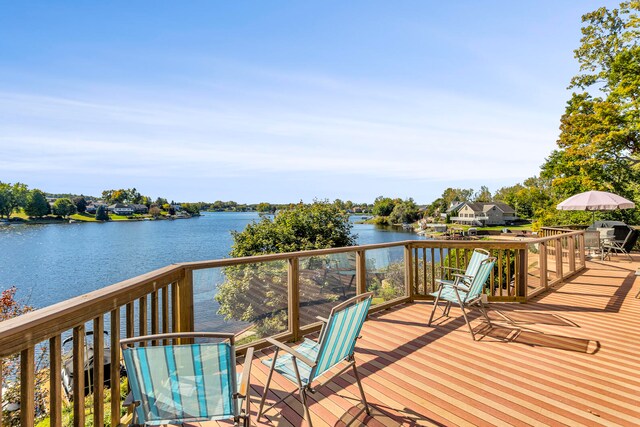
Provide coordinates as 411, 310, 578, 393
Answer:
557, 190, 635, 222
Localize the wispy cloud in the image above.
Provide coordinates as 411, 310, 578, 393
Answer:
0, 67, 560, 200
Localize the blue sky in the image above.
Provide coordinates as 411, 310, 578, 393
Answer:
0, 1, 610, 204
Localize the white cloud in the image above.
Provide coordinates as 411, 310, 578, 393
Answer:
0, 70, 559, 199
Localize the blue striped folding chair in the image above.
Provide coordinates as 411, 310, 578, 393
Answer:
120, 332, 254, 426
436, 248, 490, 290
258, 292, 373, 427
428, 258, 496, 340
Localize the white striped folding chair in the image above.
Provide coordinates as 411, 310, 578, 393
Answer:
121, 332, 253, 426
258, 292, 373, 427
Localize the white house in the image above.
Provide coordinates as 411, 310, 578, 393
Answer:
449, 202, 517, 226
108, 203, 135, 216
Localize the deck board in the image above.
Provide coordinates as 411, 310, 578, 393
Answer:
195, 254, 640, 426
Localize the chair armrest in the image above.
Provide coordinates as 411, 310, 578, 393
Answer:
451, 282, 471, 292
438, 266, 465, 273
265, 337, 317, 368
316, 316, 329, 323
238, 347, 254, 397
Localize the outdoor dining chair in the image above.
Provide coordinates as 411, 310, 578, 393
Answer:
121, 332, 253, 426
258, 292, 373, 427
428, 258, 497, 340
602, 226, 638, 261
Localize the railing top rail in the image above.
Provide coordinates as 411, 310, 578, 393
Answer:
533, 229, 585, 242
177, 240, 412, 269
0, 265, 184, 357
0, 231, 586, 357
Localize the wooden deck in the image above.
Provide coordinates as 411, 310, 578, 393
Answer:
204, 254, 640, 426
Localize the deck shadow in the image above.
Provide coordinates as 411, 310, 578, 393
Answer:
475, 323, 600, 354
489, 309, 579, 327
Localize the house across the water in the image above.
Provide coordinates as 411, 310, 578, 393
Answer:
449, 201, 517, 226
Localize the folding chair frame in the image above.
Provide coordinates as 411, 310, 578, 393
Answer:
258, 293, 373, 427
120, 332, 253, 427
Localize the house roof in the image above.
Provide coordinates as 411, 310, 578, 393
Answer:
109, 203, 134, 209
461, 201, 516, 214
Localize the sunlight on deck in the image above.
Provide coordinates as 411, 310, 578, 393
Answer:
203, 254, 640, 426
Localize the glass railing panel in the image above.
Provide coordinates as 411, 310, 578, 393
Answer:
365, 246, 406, 305
193, 260, 288, 345
298, 252, 357, 328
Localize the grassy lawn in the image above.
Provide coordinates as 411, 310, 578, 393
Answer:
70, 212, 99, 222
109, 214, 132, 221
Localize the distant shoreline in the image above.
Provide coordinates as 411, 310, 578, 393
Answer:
2, 212, 199, 225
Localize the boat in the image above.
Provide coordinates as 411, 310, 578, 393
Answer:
61, 330, 125, 399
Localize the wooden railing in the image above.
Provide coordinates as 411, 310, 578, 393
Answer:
0, 231, 587, 426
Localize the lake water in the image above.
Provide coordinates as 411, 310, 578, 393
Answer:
0, 212, 424, 311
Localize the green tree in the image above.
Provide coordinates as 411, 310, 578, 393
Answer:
72, 196, 87, 213
389, 198, 420, 224
52, 198, 77, 218
0, 182, 28, 218
473, 186, 493, 203
95, 205, 109, 221
24, 190, 50, 218
216, 201, 356, 337
542, 2, 640, 206
256, 202, 274, 213
372, 196, 397, 217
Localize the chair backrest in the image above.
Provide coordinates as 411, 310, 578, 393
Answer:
622, 229, 639, 252
463, 258, 496, 302
333, 252, 356, 271
584, 230, 601, 249
464, 249, 490, 277
311, 292, 373, 380
121, 334, 237, 425
597, 227, 615, 240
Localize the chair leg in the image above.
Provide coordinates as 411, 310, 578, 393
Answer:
444, 301, 452, 317
300, 387, 314, 427
427, 287, 443, 326
454, 291, 475, 340
351, 362, 370, 415
459, 305, 475, 340
477, 300, 492, 326
258, 348, 279, 419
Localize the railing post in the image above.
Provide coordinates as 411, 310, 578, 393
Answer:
93, 316, 105, 427
110, 309, 121, 427
50, 335, 62, 427
539, 242, 548, 289
404, 244, 414, 301
20, 346, 35, 427
555, 237, 564, 281
517, 248, 527, 299
288, 257, 300, 342
568, 236, 576, 273
73, 325, 85, 427
355, 250, 367, 295
176, 269, 195, 334
578, 233, 586, 267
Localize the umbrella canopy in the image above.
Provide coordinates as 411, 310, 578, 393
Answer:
557, 190, 635, 211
